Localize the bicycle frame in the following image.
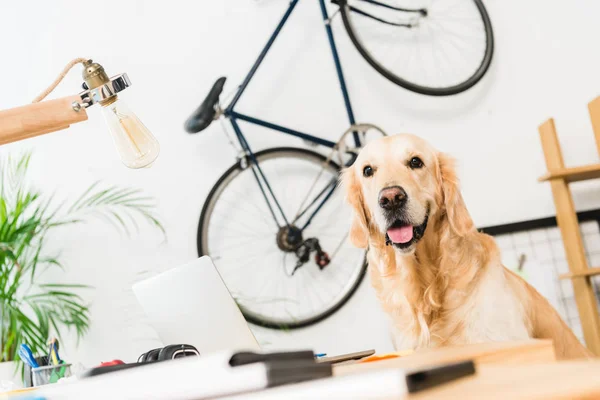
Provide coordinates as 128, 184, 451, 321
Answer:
223, 0, 360, 231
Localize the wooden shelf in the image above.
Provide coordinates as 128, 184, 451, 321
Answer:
538, 103, 600, 355
538, 163, 600, 183
559, 267, 600, 280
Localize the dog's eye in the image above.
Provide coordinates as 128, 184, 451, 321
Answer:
409, 157, 424, 169
363, 165, 374, 178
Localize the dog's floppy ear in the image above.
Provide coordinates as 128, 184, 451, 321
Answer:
341, 167, 370, 248
437, 152, 474, 237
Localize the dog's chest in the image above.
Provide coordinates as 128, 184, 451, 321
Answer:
449, 265, 531, 344
370, 260, 531, 349
368, 264, 427, 348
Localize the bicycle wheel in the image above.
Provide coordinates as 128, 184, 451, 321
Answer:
198, 147, 367, 329
339, 0, 494, 96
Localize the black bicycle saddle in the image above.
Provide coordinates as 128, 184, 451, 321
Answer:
184, 77, 227, 134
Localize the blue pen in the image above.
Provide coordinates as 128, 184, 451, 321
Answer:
315, 353, 327, 358
18, 344, 39, 368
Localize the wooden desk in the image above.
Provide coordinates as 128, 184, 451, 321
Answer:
409, 362, 600, 399
226, 341, 597, 399
334, 340, 600, 399
27, 340, 587, 399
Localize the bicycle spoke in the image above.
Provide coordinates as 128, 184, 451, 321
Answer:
209, 209, 275, 235
254, 164, 290, 225
219, 188, 279, 230
295, 179, 337, 227
273, 163, 293, 218
210, 237, 274, 255
248, 164, 285, 228
213, 245, 275, 267
208, 223, 273, 239
306, 267, 331, 305
429, 20, 484, 62
433, 0, 465, 15
329, 231, 350, 260
292, 156, 336, 223
426, 20, 462, 87
236, 250, 280, 297
432, 18, 485, 38
415, 28, 428, 85
397, 29, 418, 81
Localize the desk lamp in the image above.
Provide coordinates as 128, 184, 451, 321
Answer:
0, 58, 159, 168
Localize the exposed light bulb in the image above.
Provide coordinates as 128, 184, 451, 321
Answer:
101, 98, 159, 169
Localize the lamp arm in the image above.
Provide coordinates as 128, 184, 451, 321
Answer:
0, 95, 88, 145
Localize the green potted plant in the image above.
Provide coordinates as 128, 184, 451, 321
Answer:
0, 153, 164, 384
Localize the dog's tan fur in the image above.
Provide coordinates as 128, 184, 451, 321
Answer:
342, 134, 591, 360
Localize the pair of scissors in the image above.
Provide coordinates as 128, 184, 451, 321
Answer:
17, 344, 39, 369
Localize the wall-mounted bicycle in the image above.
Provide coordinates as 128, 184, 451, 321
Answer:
185, 0, 494, 329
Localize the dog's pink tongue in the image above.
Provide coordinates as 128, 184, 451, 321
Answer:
387, 225, 413, 244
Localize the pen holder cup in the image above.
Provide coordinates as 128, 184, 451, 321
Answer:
31, 364, 72, 386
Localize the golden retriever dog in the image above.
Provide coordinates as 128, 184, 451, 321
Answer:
342, 134, 591, 360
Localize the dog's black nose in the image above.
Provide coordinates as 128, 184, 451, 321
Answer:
379, 186, 407, 210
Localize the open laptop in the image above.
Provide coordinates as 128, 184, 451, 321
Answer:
132, 256, 260, 354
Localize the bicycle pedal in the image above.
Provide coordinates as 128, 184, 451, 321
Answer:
315, 252, 331, 269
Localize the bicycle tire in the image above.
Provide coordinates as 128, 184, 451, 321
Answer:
339, 0, 494, 96
197, 147, 368, 329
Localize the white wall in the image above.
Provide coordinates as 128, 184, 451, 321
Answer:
2, 0, 600, 366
